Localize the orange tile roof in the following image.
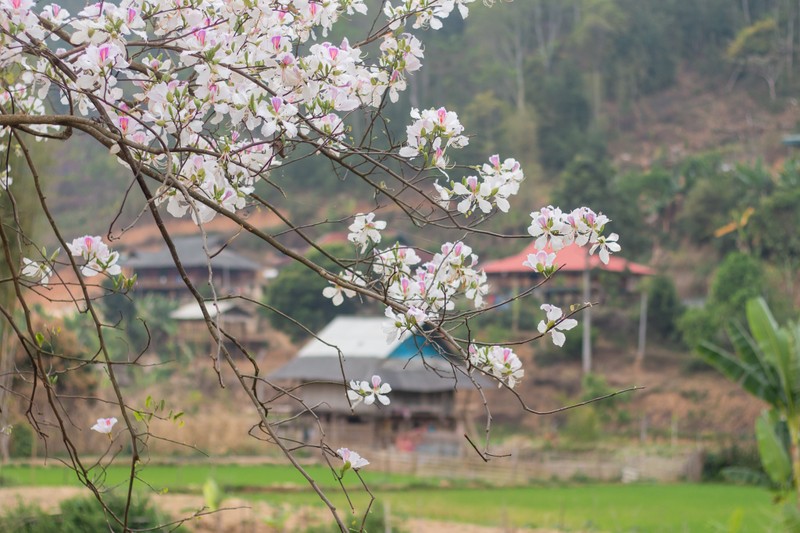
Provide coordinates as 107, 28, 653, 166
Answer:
482, 242, 655, 276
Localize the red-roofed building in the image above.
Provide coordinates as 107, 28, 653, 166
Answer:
483, 242, 654, 306
482, 242, 655, 372
484, 242, 655, 277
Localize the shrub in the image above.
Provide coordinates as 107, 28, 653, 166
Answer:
0, 493, 182, 533
9, 423, 34, 458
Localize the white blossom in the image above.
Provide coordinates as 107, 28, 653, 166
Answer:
347, 212, 386, 253
337, 447, 369, 472
537, 304, 579, 347
21, 258, 53, 285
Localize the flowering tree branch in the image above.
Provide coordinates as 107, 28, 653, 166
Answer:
0, 0, 631, 531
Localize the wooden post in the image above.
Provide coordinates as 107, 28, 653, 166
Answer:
581, 257, 592, 375
636, 291, 648, 362
511, 276, 520, 334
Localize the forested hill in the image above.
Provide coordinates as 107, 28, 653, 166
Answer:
39, 0, 800, 297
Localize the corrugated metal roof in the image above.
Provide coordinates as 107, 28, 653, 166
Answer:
170, 300, 244, 320
297, 316, 409, 358
271, 315, 491, 392
123, 235, 261, 271
269, 355, 472, 392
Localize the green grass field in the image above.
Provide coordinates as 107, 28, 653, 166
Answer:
0, 463, 779, 532
248, 483, 776, 532
0, 462, 422, 491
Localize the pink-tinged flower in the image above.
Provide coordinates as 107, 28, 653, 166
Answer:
67, 235, 121, 277
97, 45, 110, 64
469, 344, 524, 389
528, 206, 569, 251
537, 304, 578, 347
91, 417, 117, 434
487, 346, 524, 389
522, 250, 557, 277
337, 448, 369, 472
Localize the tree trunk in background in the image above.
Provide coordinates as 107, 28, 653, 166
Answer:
0, 324, 14, 463
787, 5, 794, 81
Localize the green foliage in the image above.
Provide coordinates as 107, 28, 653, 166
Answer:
646, 275, 684, 342
9, 423, 34, 458
681, 253, 766, 350
708, 253, 764, 321
676, 172, 748, 248
678, 306, 720, 352
755, 410, 792, 488
0, 493, 181, 533
562, 405, 601, 443
553, 155, 650, 258
607, 0, 677, 99
698, 297, 800, 505
203, 478, 223, 511
727, 18, 778, 59
581, 373, 623, 418
749, 187, 800, 264
531, 61, 598, 172
536, 322, 594, 366
263, 244, 364, 341
702, 443, 764, 482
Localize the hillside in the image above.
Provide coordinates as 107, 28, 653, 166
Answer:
609, 69, 800, 169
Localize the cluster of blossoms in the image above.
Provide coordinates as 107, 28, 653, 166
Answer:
434, 154, 525, 215
377, 239, 488, 342
399, 107, 469, 168
0, 0, 625, 471
384, 0, 473, 30
527, 206, 620, 264
0, 0, 479, 227
67, 236, 121, 277
347, 375, 392, 406
379, 33, 425, 103
469, 344, 524, 389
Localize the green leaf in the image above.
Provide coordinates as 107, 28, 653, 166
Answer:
755, 410, 792, 487
34, 332, 44, 347
697, 342, 780, 405
203, 478, 223, 511
747, 298, 798, 411
728, 321, 776, 383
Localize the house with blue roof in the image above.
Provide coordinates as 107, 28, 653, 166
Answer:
269, 316, 473, 452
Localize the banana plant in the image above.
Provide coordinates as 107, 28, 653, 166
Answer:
698, 297, 800, 506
